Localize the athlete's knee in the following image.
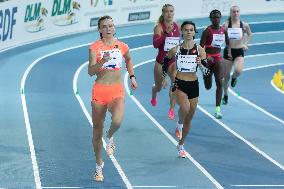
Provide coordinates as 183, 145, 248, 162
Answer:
234, 69, 242, 77
216, 80, 223, 89
111, 118, 122, 129
180, 106, 190, 115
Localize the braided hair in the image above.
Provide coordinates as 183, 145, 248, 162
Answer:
209, 9, 222, 18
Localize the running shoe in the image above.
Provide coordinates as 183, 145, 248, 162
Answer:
168, 108, 175, 120
94, 162, 104, 182
151, 98, 157, 106
222, 95, 228, 105
177, 144, 187, 158
214, 111, 223, 119
231, 77, 237, 87
106, 137, 116, 156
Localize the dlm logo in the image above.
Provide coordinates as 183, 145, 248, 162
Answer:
52, 0, 81, 26
90, 0, 113, 7
24, 2, 48, 32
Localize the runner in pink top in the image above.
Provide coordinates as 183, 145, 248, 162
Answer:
152, 4, 180, 120
200, 9, 231, 119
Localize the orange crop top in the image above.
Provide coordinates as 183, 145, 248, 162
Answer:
89, 39, 129, 70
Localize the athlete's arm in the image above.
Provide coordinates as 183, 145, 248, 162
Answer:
243, 22, 252, 50
225, 30, 232, 59
124, 51, 137, 90
153, 24, 166, 48
199, 28, 208, 48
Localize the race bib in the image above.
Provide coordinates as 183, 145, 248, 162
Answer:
228, 28, 242, 40
211, 34, 225, 47
176, 55, 197, 72
101, 49, 123, 69
164, 37, 180, 51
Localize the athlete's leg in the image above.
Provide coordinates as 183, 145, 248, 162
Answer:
105, 97, 125, 155
231, 57, 244, 87
214, 60, 223, 107
107, 97, 125, 138
202, 68, 214, 90
167, 63, 177, 119
179, 97, 198, 145
92, 101, 107, 166
222, 59, 233, 96
151, 61, 164, 106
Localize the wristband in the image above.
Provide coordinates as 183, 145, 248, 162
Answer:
129, 75, 136, 79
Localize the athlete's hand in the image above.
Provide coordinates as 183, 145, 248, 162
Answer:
207, 56, 214, 62
165, 23, 174, 34
196, 57, 201, 65
243, 44, 248, 51
100, 52, 111, 63
130, 78, 138, 90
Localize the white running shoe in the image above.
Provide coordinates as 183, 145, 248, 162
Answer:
94, 162, 104, 182
106, 136, 116, 156
175, 122, 183, 140
177, 144, 187, 158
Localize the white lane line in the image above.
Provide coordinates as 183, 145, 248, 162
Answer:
133, 186, 176, 188
20, 94, 41, 189
19, 44, 119, 189
2, 17, 284, 53
73, 62, 133, 189
228, 62, 284, 125
232, 185, 284, 187
254, 30, 284, 35
123, 59, 224, 189
125, 59, 284, 174
271, 80, 284, 95
246, 52, 284, 58
248, 40, 284, 46
197, 105, 284, 171
20, 30, 284, 189
42, 187, 82, 189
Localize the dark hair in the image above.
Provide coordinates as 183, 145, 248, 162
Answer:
181, 21, 197, 39
181, 21, 197, 33
158, 4, 174, 23
209, 9, 222, 18
97, 15, 113, 39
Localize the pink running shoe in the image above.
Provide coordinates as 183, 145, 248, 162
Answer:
168, 108, 175, 120
151, 98, 157, 106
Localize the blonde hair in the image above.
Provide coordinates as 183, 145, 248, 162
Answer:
157, 4, 174, 24
228, 5, 240, 21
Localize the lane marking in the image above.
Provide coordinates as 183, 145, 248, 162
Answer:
123, 59, 224, 189
133, 186, 176, 188
271, 80, 284, 95
73, 62, 133, 189
124, 59, 284, 174
232, 185, 284, 187
229, 62, 284, 125
2, 18, 284, 53
20, 26, 284, 189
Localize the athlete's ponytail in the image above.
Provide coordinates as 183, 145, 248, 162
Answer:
157, 4, 174, 24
